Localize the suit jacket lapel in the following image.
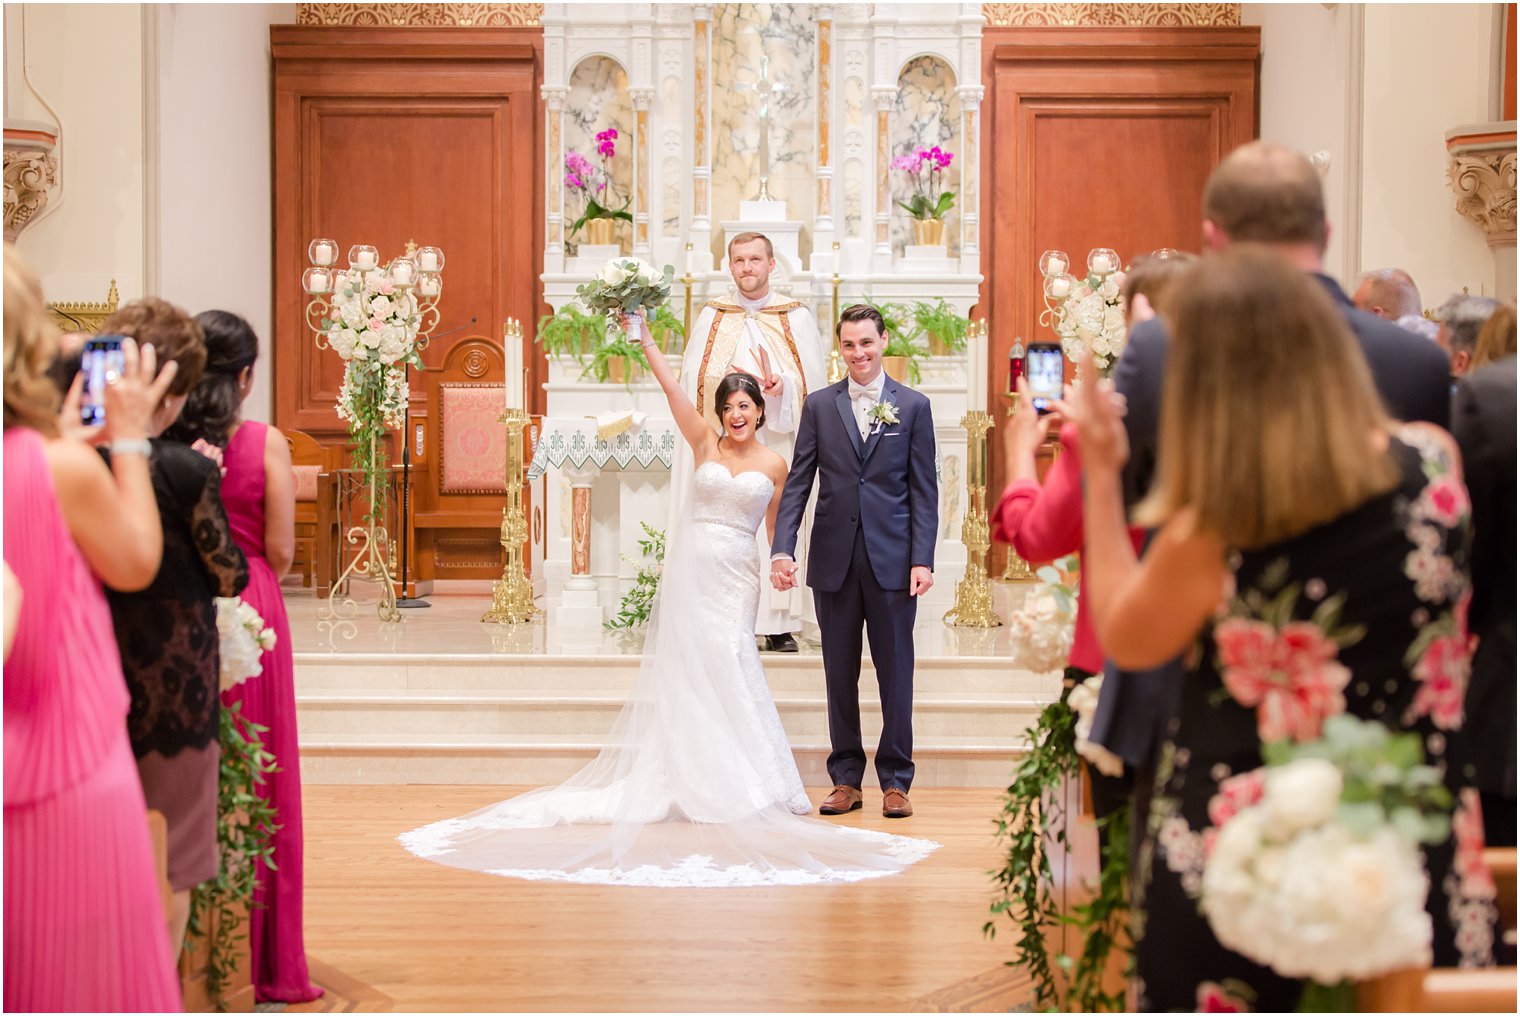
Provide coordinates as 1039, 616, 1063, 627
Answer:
834, 385, 865, 458
860, 380, 898, 468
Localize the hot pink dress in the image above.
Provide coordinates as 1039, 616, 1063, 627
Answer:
219, 421, 321, 1003
3, 427, 182, 1012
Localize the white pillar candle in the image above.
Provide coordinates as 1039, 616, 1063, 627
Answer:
504, 320, 523, 410
418, 250, 440, 273
418, 275, 441, 298
1048, 255, 1067, 278
967, 325, 984, 413
392, 261, 414, 286
356, 250, 377, 271
307, 269, 331, 294
312, 241, 337, 266
1091, 253, 1114, 274
1050, 277, 1072, 300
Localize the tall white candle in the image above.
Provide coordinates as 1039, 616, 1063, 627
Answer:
504, 319, 522, 410
1050, 277, 1072, 300
418, 249, 440, 273
392, 260, 414, 286
312, 241, 337, 267
1092, 253, 1114, 274
356, 249, 377, 271
967, 325, 985, 413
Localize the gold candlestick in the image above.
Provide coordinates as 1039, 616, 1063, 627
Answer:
681, 242, 695, 350
998, 389, 1037, 581
483, 407, 539, 624
828, 241, 844, 383
945, 409, 1002, 628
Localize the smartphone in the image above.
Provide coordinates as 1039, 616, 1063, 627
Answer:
1025, 342, 1064, 416
79, 336, 126, 427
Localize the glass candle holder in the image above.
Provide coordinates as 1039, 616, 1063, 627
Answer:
388, 256, 417, 288
1045, 272, 1077, 301
415, 246, 445, 274
302, 266, 334, 294
309, 238, 339, 267
349, 244, 379, 272
1087, 247, 1120, 276
417, 273, 443, 299
1039, 249, 1070, 279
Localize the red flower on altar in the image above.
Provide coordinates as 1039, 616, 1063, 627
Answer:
1215, 618, 1350, 743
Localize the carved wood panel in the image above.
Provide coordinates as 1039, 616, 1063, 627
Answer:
979, 27, 1259, 569
272, 27, 543, 442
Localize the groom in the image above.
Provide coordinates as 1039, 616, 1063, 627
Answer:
771, 304, 938, 818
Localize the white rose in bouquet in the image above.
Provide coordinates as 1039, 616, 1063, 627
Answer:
1262, 757, 1343, 834
600, 259, 631, 286
215, 596, 276, 691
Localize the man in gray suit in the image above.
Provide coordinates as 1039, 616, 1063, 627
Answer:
1089, 141, 1455, 846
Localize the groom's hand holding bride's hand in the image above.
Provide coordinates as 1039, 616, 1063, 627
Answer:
910, 566, 933, 597
771, 557, 798, 591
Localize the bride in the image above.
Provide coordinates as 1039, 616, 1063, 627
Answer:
400, 310, 938, 887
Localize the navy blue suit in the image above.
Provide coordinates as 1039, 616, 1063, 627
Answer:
773, 375, 938, 791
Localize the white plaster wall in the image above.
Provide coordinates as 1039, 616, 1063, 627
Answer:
1360, 3, 1498, 303
10, 4, 147, 308
1241, 2, 1360, 283
153, 3, 297, 424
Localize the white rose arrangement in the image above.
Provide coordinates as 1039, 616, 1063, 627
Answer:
1052, 269, 1129, 376
215, 596, 277, 691
1200, 715, 1453, 1000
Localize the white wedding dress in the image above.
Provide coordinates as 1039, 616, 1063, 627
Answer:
400, 461, 939, 887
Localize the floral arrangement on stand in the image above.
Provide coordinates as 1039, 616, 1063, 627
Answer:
1199, 714, 1458, 1010
1038, 248, 1128, 377
891, 144, 956, 245
566, 128, 632, 245
987, 556, 1130, 1013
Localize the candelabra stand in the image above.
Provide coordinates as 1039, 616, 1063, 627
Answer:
483, 406, 539, 624
945, 409, 1002, 628
681, 242, 695, 349
303, 238, 445, 625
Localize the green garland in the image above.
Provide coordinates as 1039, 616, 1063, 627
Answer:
985, 672, 1130, 1012
184, 701, 279, 1011
604, 523, 666, 630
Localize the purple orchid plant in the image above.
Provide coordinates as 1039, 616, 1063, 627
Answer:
566, 127, 633, 236
891, 145, 956, 221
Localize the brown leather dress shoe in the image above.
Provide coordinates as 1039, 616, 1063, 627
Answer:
819, 785, 863, 814
882, 787, 913, 818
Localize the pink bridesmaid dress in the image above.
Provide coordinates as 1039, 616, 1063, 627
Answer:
3, 427, 182, 1012
219, 420, 321, 1003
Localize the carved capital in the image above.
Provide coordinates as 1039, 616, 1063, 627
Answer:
3, 126, 59, 244
1446, 124, 1518, 246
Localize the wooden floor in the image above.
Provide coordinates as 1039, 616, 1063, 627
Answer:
299, 784, 1030, 1012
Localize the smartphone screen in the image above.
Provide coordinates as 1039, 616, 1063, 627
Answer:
79, 336, 125, 427
1025, 343, 1064, 415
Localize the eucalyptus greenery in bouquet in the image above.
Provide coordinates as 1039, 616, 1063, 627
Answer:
575, 257, 676, 342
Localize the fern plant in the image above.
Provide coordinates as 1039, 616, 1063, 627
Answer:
647, 303, 686, 354
536, 303, 608, 362
912, 298, 969, 354
605, 522, 666, 629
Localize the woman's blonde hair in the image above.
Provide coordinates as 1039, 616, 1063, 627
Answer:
1135, 245, 1397, 548
3, 245, 61, 436
1470, 302, 1516, 369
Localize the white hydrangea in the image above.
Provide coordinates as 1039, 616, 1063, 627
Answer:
215, 596, 276, 690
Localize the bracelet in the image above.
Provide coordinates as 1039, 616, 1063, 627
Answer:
109, 439, 152, 457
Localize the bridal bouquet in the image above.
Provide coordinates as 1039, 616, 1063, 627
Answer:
1051, 268, 1128, 375
215, 596, 277, 691
1200, 715, 1452, 1001
575, 257, 675, 341
1007, 557, 1077, 675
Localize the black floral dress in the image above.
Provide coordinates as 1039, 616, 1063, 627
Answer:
1134, 430, 1497, 1012
104, 440, 248, 891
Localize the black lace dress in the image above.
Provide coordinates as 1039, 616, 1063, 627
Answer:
104, 440, 247, 891
1134, 432, 1497, 1012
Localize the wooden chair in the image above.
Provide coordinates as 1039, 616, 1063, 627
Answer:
1358, 847, 1518, 1012
411, 337, 516, 582
284, 429, 340, 591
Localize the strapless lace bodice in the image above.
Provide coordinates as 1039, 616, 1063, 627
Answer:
691, 461, 773, 535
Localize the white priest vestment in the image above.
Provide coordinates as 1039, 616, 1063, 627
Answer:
667, 288, 826, 636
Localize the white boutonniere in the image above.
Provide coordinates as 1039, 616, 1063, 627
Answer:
867, 401, 899, 435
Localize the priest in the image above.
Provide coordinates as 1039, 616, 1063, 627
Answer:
670, 231, 826, 651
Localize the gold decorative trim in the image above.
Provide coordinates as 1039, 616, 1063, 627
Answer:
296, 3, 543, 27
48, 279, 120, 334
982, 3, 1239, 27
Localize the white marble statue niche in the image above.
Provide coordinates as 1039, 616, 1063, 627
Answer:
890, 55, 962, 269
564, 54, 634, 266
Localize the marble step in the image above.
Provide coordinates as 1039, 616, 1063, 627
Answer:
294, 688, 1047, 741
293, 651, 1060, 698
299, 731, 1028, 789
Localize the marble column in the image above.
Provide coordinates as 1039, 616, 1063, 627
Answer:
691, 5, 714, 270
871, 86, 895, 272
957, 84, 984, 270
813, 6, 836, 270
631, 89, 654, 259
557, 474, 604, 629
542, 86, 568, 269
1446, 123, 1517, 303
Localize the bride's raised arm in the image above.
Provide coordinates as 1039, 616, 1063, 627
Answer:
630, 311, 716, 460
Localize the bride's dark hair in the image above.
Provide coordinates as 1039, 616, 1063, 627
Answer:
714, 372, 765, 431
163, 309, 259, 447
